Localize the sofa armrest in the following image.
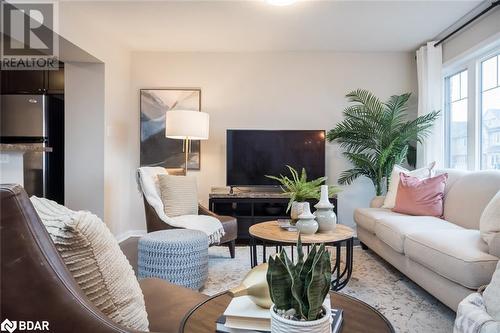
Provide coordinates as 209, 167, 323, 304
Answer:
140, 278, 208, 333
198, 204, 219, 218
370, 196, 386, 208
198, 205, 237, 244
489, 233, 500, 258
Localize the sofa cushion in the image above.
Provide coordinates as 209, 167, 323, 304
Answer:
443, 170, 500, 230
405, 229, 498, 289
31, 196, 150, 331
374, 216, 462, 253
353, 208, 405, 234
435, 168, 469, 196
480, 191, 500, 252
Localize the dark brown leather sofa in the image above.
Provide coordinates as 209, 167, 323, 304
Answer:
0, 184, 208, 333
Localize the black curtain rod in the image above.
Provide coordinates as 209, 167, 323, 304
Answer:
434, 0, 500, 47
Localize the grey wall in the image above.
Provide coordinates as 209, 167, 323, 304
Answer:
130, 51, 418, 230
442, 9, 500, 63
64, 62, 105, 218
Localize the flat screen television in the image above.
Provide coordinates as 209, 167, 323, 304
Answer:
226, 130, 326, 186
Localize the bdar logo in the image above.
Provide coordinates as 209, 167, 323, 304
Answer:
0, 319, 49, 332
0, 319, 17, 333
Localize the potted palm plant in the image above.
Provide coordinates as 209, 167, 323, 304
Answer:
327, 89, 439, 195
267, 237, 332, 333
266, 166, 341, 223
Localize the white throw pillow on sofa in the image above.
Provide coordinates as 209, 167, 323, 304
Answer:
382, 162, 436, 209
483, 261, 500, 321
480, 191, 500, 251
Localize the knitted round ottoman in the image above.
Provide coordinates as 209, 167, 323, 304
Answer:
138, 229, 209, 290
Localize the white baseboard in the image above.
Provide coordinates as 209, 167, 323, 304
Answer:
115, 229, 146, 243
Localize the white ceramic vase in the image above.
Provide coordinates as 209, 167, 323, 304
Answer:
270, 305, 331, 333
313, 185, 337, 232
296, 202, 318, 235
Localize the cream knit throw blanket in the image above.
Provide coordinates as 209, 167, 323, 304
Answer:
136, 167, 224, 244
454, 292, 500, 333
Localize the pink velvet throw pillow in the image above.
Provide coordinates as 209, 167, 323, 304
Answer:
392, 173, 448, 217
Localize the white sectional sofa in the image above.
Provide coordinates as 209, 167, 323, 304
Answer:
354, 169, 500, 311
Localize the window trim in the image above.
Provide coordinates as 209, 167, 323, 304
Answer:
444, 69, 468, 169
479, 52, 500, 169
443, 45, 500, 171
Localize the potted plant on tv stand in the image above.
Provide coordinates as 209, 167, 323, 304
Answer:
266, 165, 341, 224
267, 237, 332, 333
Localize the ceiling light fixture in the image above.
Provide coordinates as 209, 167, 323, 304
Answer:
267, 0, 297, 6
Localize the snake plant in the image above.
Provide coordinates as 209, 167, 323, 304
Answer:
267, 237, 331, 321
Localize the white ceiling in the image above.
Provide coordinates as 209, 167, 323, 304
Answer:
59, 0, 483, 52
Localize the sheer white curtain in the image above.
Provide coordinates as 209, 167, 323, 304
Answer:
416, 41, 444, 168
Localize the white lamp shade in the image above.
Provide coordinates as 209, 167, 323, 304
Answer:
165, 110, 209, 140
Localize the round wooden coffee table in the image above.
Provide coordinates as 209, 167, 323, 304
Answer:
249, 221, 355, 290
180, 291, 395, 333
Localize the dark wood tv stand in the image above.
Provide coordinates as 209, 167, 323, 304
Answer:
209, 189, 338, 243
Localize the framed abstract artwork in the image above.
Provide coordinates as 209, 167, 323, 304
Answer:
140, 88, 201, 170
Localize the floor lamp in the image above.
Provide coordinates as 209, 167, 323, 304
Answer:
165, 110, 210, 175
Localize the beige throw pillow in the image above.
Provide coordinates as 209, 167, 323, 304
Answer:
480, 191, 500, 253
30, 196, 149, 331
158, 174, 198, 217
483, 261, 500, 321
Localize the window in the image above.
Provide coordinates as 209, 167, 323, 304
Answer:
480, 54, 500, 170
445, 70, 468, 169
490, 132, 500, 144
444, 48, 500, 170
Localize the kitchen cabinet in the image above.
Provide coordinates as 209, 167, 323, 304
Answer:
1, 64, 64, 94
1, 70, 46, 94
47, 68, 64, 93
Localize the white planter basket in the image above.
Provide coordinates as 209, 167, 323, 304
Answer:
270, 305, 331, 333
290, 201, 307, 222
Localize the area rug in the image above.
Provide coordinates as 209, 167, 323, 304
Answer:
201, 245, 456, 333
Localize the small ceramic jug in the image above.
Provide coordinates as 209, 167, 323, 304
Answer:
314, 185, 337, 232
296, 202, 318, 234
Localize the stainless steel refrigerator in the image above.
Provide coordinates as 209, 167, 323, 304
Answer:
1, 94, 49, 197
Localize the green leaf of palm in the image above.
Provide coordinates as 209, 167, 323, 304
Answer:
338, 168, 369, 185
328, 90, 439, 195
